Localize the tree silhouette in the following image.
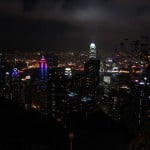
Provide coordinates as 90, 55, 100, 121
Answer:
115, 36, 149, 77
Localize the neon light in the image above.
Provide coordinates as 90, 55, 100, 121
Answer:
45, 63, 48, 68
39, 59, 46, 63
41, 62, 44, 68
39, 55, 48, 69
12, 68, 19, 77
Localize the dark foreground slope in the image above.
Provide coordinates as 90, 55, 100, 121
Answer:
0, 97, 67, 150
0, 97, 149, 150
68, 111, 132, 150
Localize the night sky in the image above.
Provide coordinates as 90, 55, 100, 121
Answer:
0, 0, 150, 56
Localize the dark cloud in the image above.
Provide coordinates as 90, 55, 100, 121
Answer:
0, 0, 150, 55
23, 0, 38, 12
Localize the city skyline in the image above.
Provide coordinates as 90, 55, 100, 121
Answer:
0, 0, 150, 56
0, 17, 149, 149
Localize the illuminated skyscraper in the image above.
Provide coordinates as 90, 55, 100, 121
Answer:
39, 56, 48, 89
32, 56, 48, 110
65, 68, 72, 77
82, 43, 100, 99
39, 56, 47, 69
89, 43, 96, 59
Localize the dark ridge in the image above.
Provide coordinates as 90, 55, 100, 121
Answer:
0, 97, 142, 150
68, 110, 132, 150
0, 97, 67, 150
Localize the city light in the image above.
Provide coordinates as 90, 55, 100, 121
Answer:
0, 1, 150, 148
12, 68, 19, 77
68, 92, 78, 97
81, 97, 92, 102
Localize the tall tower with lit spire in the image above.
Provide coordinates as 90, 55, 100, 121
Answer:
89, 43, 96, 59
84, 43, 100, 99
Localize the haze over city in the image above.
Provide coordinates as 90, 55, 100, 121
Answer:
0, 0, 150, 56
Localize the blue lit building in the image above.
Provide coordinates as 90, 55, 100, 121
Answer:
39, 56, 48, 88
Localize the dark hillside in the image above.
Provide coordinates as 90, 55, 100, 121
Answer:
0, 97, 67, 150
0, 97, 145, 150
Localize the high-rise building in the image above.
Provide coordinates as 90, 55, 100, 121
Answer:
65, 68, 72, 77
38, 56, 48, 89
39, 56, 47, 69
89, 43, 96, 59
84, 59, 100, 86
31, 56, 48, 110
81, 43, 100, 99
84, 59, 100, 98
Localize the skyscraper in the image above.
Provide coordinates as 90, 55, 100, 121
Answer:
39, 56, 48, 69
39, 56, 48, 89
84, 59, 100, 86
32, 56, 48, 110
83, 43, 100, 99
89, 43, 96, 59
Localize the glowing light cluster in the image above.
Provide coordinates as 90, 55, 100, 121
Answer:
65, 67, 72, 76
81, 97, 92, 102
90, 43, 96, 49
89, 43, 96, 59
12, 68, 19, 77
68, 91, 78, 97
